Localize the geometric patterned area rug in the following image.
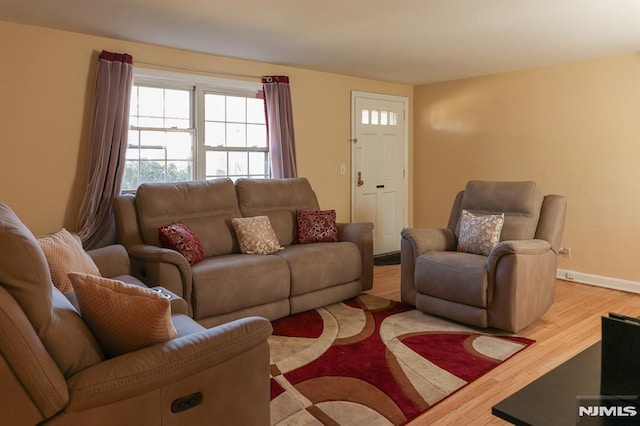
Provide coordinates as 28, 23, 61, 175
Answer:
269, 294, 534, 425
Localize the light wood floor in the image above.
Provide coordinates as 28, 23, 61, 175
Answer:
367, 265, 640, 425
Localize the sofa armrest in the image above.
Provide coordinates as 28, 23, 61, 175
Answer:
400, 227, 456, 257
400, 227, 457, 306
337, 222, 373, 244
487, 239, 552, 269
487, 239, 557, 332
65, 316, 273, 412
337, 222, 374, 291
127, 244, 193, 305
87, 245, 131, 278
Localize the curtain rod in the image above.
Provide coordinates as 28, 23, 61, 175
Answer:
134, 60, 263, 80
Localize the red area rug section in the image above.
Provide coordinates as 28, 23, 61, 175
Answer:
281, 302, 421, 417
270, 297, 534, 425
401, 333, 527, 382
272, 308, 324, 338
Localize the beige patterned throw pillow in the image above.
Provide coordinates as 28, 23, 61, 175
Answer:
68, 273, 177, 358
38, 228, 101, 293
457, 209, 505, 256
231, 216, 283, 255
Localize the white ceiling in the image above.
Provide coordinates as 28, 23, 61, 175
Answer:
1, 0, 639, 85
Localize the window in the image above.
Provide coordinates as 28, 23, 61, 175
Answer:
203, 93, 268, 180
126, 85, 194, 190
122, 70, 268, 192
360, 109, 398, 126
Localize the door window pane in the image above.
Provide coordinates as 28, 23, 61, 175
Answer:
361, 109, 369, 124
380, 111, 388, 125
371, 110, 379, 125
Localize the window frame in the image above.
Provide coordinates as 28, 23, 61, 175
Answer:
124, 68, 268, 192
127, 81, 196, 190
200, 89, 269, 181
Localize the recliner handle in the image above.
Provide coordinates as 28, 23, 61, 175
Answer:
171, 392, 203, 413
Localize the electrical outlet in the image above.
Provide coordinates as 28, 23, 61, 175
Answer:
559, 247, 572, 258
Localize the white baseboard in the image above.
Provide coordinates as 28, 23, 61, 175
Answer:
557, 268, 640, 294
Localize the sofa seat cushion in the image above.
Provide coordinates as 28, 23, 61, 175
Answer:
171, 313, 206, 337
191, 254, 290, 320
415, 251, 488, 308
276, 242, 361, 297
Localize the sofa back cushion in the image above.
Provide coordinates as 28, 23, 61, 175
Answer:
235, 178, 320, 246
135, 179, 242, 256
0, 203, 53, 331
454, 181, 544, 242
0, 204, 103, 378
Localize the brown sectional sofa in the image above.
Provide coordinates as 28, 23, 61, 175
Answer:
114, 177, 374, 327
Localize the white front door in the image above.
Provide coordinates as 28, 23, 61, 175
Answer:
351, 92, 407, 255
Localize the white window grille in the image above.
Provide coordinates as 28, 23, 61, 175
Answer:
122, 69, 269, 192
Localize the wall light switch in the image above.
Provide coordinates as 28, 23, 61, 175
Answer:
340, 163, 346, 175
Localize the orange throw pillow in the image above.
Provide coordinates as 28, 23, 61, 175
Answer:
38, 229, 100, 293
68, 273, 177, 358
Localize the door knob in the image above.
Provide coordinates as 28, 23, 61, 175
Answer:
357, 172, 364, 187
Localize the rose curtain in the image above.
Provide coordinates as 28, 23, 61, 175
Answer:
77, 50, 133, 249
262, 76, 297, 178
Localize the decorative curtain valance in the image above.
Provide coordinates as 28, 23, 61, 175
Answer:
77, 50, 133, 249
262, 76, 297, 178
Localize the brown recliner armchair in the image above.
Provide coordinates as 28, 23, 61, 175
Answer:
401, 181, 566, 333
0, 203, 272, 426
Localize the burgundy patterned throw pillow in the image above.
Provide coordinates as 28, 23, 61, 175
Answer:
296, 209, 339, 244
158, 222, 204, 265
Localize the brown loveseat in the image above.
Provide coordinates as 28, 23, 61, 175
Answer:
114, 177, 374, 328
0, 203, 272, 425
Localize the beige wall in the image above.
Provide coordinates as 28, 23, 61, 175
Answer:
414, 53, 640, 281
0, 21, 413, 236
5, 19, 637, 282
